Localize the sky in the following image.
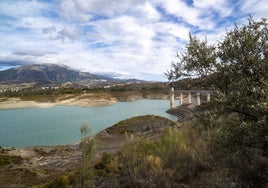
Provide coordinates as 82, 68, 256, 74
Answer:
0, 0, 267, 81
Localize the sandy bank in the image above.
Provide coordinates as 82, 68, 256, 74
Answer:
0, 95, 117, 109
0, 92, 169, 109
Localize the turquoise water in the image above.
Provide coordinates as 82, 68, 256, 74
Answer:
0, 99, 177, 148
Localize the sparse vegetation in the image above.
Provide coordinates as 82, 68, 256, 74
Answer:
80, 123, 91, 141
117, 127, 206, 187
107, 115, 175, 135
0, 154, 23, 166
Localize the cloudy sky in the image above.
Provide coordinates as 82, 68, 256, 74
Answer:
0, 0, 267, 81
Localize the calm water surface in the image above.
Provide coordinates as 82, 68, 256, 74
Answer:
0, 99, 177, 148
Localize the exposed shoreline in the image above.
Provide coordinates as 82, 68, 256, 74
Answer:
0, 92, 169, 110
0, 97, 117, 109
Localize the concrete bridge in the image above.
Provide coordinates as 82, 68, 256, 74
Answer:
169, 87, 213, 108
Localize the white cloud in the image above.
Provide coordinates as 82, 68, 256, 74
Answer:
138, 2, 161, 21
75, 0, 145, 15
193, 0, 233, 17
60, 26, 79, 40
14, 50, 57, 57
0, 0, 267, 81
0, 0, 46, 18
59, 0, 91, 22
241, 0, 268, 20
59, 0, 146, 22
154, 22, 190, 41
159, 0, 214, 30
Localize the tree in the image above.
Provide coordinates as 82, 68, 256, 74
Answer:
217, 17, 268, 119
78, 123, 96, 187
166, 17, 268, 116
213, 17, 268, 187
165, 33, 217, 81
80, 123, 91, 141
166, 17, 268, 187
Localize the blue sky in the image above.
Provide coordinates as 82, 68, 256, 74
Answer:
0, 0, 267, 81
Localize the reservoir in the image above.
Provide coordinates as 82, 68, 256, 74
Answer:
0, 99, 177, 148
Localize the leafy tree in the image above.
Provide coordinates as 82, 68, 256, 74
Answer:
166, 17, 268, 187
165, 34, 217, 80
215, 17, 267, 186
217, 17, 268, 118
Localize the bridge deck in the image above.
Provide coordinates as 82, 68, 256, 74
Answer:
173, 90, 214, 93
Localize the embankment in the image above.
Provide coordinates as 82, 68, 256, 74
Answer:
0, 91, 169, 109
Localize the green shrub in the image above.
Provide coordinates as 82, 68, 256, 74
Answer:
41, 176, 71, 188
94, 152, 119, 177
0, 154, 23, 166
118, 127, 206, 187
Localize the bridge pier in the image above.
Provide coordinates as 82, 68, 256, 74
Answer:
207, 92, 210, 102
180, 92, 183, 105
197, 92, 201, 106
188, 92, 192, 104
170, 87, 175, 108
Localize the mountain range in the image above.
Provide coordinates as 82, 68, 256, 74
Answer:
0, 64, 142, 87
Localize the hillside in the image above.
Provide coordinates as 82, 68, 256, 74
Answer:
0, 64, 94, 83
0, 115, 176, 187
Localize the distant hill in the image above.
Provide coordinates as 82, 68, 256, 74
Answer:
0, 64, 110, 84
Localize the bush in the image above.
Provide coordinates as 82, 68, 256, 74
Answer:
41, 176, 71, 188
94, 152, 118, 176
0, 154, 23, 166
118, 127, 206, 187
209, 113, 268, 187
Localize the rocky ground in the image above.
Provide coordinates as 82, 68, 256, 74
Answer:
0, 115, 176, 187
0, 144, 82, 187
